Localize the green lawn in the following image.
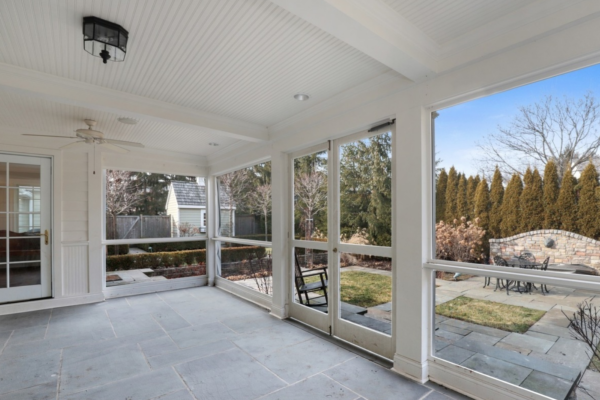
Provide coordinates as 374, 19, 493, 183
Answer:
436, 296, 545, 333
305, 270, 392, 308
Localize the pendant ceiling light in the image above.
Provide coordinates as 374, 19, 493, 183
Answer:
83, 16, 128, 64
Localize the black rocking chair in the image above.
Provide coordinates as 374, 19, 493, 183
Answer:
294, 250, 329, 307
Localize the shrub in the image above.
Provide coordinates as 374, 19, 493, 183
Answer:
435, 217, 485, 263
107, 244, 130, 255
234, 234, 273, 242
106, 245, 268, 271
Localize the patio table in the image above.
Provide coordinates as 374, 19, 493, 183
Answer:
504, 258, 541, 294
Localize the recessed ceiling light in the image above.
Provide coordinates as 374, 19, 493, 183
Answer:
209, 142, 219, 146
118, 117, 138, 125
294, 93, 310, 101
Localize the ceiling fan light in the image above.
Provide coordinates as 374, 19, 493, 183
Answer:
83, 16, 128, 64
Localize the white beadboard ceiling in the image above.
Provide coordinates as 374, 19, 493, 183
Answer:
0, 0, 390, 127
0, 88, 238, 157
0, 0, 592, 157
381, 0, 536, 45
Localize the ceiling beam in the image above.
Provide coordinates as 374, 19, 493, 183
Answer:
270, 0, 439, 82
0, 63, 269, 143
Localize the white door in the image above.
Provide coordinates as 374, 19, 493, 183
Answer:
0, 154, 52, 303
290, 126, 395, 359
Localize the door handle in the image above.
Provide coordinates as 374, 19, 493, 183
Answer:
38, 230, 49, 245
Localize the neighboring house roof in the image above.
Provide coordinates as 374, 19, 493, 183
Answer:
170, 181, 232, 208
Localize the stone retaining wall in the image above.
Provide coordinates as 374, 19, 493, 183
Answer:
490, 230, 600, 271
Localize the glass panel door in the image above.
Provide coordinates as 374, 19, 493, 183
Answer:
332, 128, 394, 358
0, 154, 52, 303
288, 126, 395, 359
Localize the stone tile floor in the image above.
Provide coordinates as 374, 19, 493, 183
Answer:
435, 276, 600, 400
0, 287, 469, 400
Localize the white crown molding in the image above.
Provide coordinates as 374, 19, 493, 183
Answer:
0, 63, 269, 143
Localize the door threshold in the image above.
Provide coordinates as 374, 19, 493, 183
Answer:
285, 317, 393, 369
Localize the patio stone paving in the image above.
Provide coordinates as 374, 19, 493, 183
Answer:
434, 275, 599, 399
0, 286, 467, 400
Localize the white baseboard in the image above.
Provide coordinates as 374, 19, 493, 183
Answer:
0, 293, 105, 315
104, 276, 207, 299
269, 303, 288, 319
393, 354, 429, 383
215, 277, 272, 310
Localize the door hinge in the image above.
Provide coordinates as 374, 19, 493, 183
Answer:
329, 325, 332, 335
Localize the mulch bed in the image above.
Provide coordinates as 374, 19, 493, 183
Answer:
106, 275, 122, 282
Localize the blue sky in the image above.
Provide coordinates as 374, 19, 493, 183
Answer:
435, 63, 600, 178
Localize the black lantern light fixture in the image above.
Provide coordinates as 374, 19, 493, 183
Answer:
83, 16, 128, 64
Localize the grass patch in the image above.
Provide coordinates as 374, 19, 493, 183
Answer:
340, 271, 391, 308
435, 296, 545, 333
303, 270, 392, 308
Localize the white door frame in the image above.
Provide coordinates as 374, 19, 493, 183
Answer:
0, 153, 52, 303
289, 126, 395, 359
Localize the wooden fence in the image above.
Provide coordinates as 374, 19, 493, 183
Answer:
106, 215, 172, 239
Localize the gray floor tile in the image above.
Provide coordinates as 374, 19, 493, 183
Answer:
463, 332, 501, 346
148, 338, 235, 369
5, 325, 46, 346
0, 330, 12, 350
233, 323, 313, 359
461, 353, 532, 386
0, 310, 51, 333
139, 335, 180, 358
435, 329, 463, 343
499, 332, 554, 354
221, 312, 279, 334
259, 373, 359, 400
152, 310, 191, 332
61, 368, 185, 400
0, 349, 60, 395
61, 329, 166, 364
60, 343, 150, 395
424, 390, 454, 400
176, 348, 286, 400
168, 322, 238, 349
424, 382, 473, 400
150, 389, 196, 400
257, 338, 355, 384
0, 382, 56, 400
436, 345, 475, 365
323, 357, 431, 400
520, 370, 574, 400
109, 313, 163, 337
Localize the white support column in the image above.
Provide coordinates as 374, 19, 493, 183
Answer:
207, 175, 217, 286
392, 107, 431, 382
270, 146, 289, 319
88, 147, 104, 294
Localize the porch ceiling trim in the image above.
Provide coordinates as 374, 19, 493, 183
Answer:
0, 63, 269, 143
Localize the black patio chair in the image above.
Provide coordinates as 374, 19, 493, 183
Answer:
484, 256, 508, 292
294, 250, 328, 307
539, 257, 550, 294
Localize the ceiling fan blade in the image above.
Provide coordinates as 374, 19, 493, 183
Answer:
22, 134, 78, 139
100, 142, 129, 153
60, 141, 87, 150
103, 139, 144, 148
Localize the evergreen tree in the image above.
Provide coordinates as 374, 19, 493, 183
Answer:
520, 167, 544, 231
474, 178, 490, 233
577, 162, 599, 238
489, 167, 504, 239
445, 167, 459, 222
543, 160, 561, 229
435, 168, 448, 223
557, 167, 578, 232
466, 175, 479, 220
457, 174, 469, 220
501, 174, 523, 237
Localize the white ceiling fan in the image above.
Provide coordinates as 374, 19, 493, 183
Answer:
22, 119, 144, 153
